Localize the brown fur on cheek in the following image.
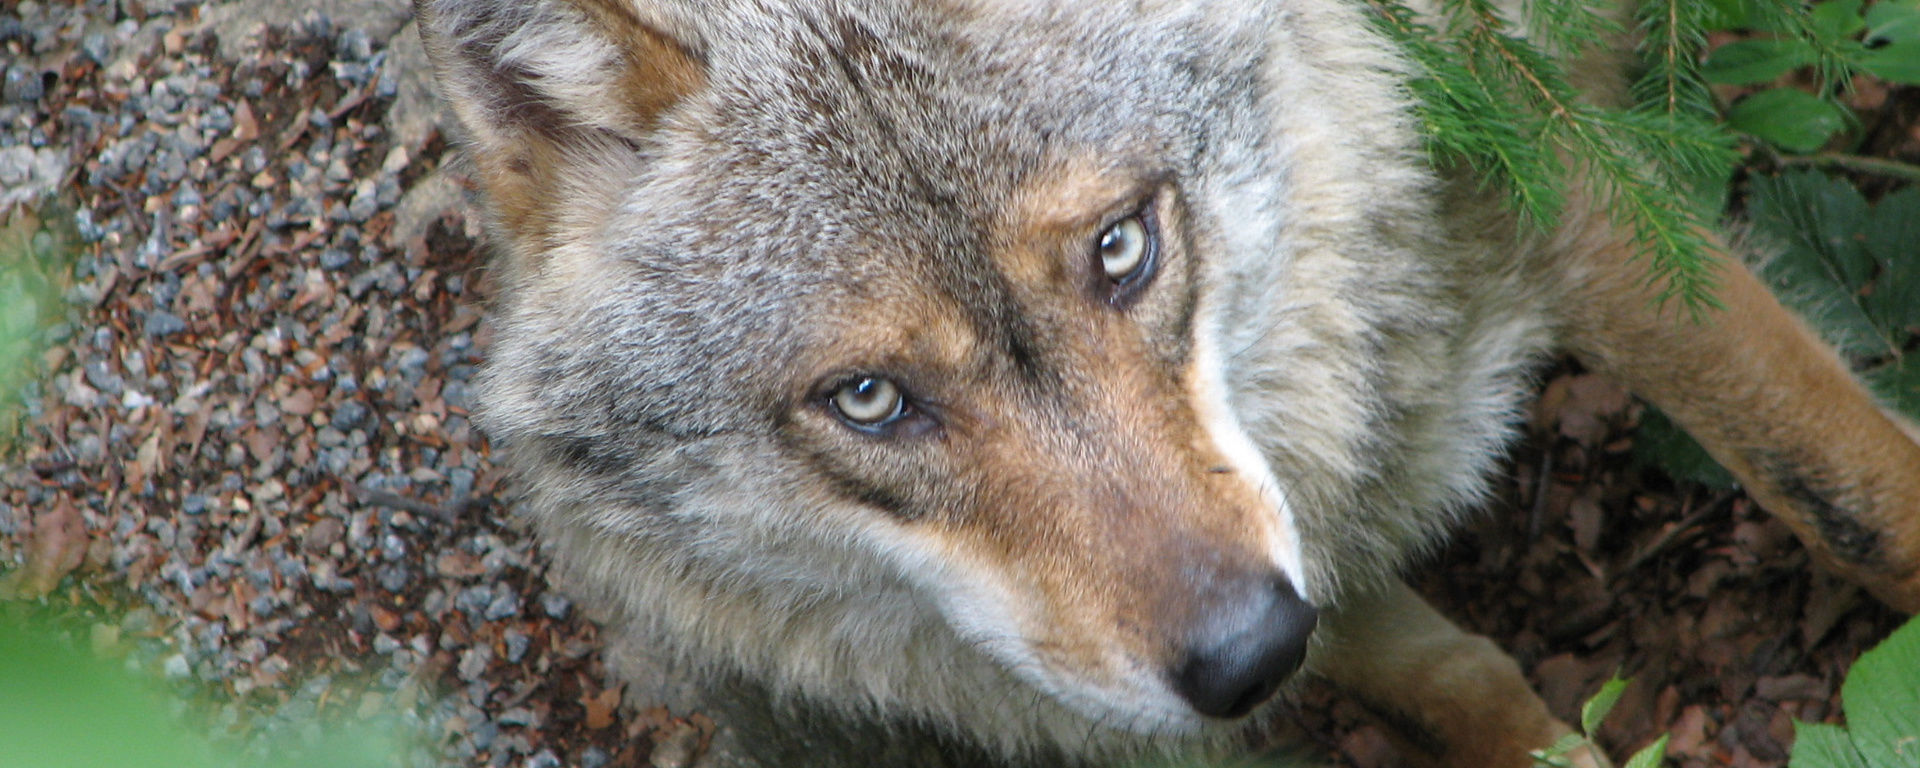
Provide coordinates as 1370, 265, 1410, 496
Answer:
474, 138, 567, 254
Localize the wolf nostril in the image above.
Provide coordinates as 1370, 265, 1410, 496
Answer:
1170, 576, 1317, 719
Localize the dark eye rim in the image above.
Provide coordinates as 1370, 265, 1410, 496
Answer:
821, 374, 936, 437
1095, 201, 1161, 309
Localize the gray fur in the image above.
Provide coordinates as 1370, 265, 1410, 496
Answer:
418, 0, 1562, 764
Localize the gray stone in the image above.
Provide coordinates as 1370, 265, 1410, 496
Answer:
80, 32, 112, 65
331, 400, 369, 429
482, 589, 520, 621
540, 594, 571, 620
2, 65, 42, 103
145, 310, 189, 338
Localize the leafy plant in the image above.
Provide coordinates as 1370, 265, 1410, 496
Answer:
1704, 0, 1920, 153
0, 614, 217, 767
1531, 677, 1670, 768
1369, 0, 1920, 315
1533, 618, 1920, 768
1631, 406, 1739, 490
0, 205, 73, 446
0, 612, 414, 768
1786, 615, 1920, 768
1368, 0, 1737, 312
1635, 169, 1920, 487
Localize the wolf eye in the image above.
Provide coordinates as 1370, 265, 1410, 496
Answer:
831, 377, 906, 428
1099, 215, 1151, 282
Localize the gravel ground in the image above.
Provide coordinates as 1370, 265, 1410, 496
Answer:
0, 2, 702, 766
0, 2, 1911, 768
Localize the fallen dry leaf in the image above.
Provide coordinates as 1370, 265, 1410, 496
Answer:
4, 496, 89, 599
583, 684, 622, 731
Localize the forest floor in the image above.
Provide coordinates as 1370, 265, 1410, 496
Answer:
1, 2, 1913, 768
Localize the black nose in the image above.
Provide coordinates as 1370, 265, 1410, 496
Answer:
1170, 576, 1317, 719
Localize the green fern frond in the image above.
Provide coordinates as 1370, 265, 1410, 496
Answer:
1755, 0, 1859, 95
1368, 0, 1736, 314
1633, 0, 1719, 123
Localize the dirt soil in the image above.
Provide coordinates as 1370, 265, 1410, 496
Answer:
1, 3, 1914, 768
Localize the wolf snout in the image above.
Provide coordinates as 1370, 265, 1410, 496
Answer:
1170, 575, 1318, 719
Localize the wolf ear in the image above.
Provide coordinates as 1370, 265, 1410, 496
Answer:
413, 0, 706, 246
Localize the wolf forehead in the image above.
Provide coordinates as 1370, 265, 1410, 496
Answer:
477, 3, 1275, 423
622, 1, 1267, 247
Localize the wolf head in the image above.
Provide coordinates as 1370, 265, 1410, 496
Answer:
419, 0, 1526, 759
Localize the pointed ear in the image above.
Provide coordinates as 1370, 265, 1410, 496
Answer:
413, 0, 706, 249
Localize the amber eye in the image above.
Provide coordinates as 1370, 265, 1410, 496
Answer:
832, 377, 906, 427
1098, 215, 1151, 282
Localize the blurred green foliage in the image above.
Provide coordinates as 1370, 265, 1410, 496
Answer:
0, 204, 74, 448
0, 612, 414, 768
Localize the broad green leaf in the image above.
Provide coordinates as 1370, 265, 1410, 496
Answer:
1865, 0, 1920, 44
0, 616, 416, 768
0, 623, 215, 768
1790, 722, 1872, 768
1581, 677, 1631, 737
1726, 88, 1848, 153
1854, 42, 1920, 83
1703, 39, 1819, 84
1704, 0, 1761, 29
1836, 617, 1920, 768
1624, 734, 1671, 768
1746, 171, 1887, 355
1811, 0, 1868, 40
1863, 187, 1920, 333
1633, 406, 1737, 489
1706, 0, 1805, 33
1532, 732, 1589, 768
1866, 356, 1920, 421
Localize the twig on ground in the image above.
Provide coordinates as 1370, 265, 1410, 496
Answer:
343, 480, 482, 523
1614, 491, 1738, 580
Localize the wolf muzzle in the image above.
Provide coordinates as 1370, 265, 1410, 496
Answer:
1169, 573, 1317, 718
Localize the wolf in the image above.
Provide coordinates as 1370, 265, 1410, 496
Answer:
412, 0, 1920, 765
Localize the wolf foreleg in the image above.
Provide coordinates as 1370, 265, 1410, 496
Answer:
1313, 582, 1610, 768
1551, 224, 1920, 613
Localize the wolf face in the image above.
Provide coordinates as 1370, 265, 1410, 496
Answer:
420, 0, 1540, 759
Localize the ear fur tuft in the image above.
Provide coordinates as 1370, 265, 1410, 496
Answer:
413, 0, 706, 256
415, 0, 704, 143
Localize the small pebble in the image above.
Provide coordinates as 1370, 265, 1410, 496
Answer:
540, 594, 572, 620
144, 310, 189, 337
483, 590, 521, 622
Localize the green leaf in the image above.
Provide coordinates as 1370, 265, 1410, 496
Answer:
1854, 42, 1920, 84
0, 614, 416, 768
1634, 406, 1737, 489
1865, 0, 1920, 44
1704, 0, 1760, 29
1581, 677, 1631, 737
1866, 356, 1920, 421
1840, 612, 1920, 768
1746, 170, 1888, 356
1624, 733, 1671, 768
1811, 0, 1868, 40
0, 622, 217, 768
1725, 88, 1848, 153
1862, 186, 1920, 334
1536, 729, 1582, 764
1703, 38, 1819, 84
1790, 722, 1873, 768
